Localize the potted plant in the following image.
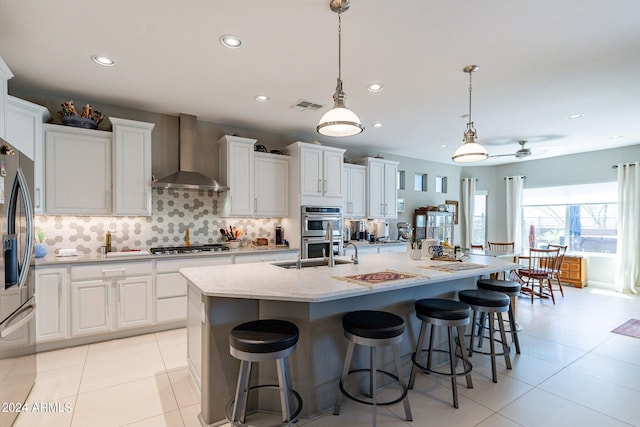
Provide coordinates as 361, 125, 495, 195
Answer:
34, 229, 47, 258
409, 235, 422, 260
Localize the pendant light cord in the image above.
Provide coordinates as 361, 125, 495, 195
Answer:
467, 70, 473, 124
338, 11, 342, 81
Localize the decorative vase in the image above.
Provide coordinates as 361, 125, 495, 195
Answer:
34, 243, 48, 258
409, 249, 422, 260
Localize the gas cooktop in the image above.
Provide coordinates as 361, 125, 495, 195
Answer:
149, 244, 230, 255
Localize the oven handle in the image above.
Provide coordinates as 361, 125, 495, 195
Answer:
0, 302, 35, 340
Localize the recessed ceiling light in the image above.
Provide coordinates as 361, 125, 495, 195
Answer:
372, 123, 383, 128
568, 114, 583, 119
439, 144, 448, 148
91, 55, 115, 67
367, 83, 384, 92
220, 34, 242, 48
609, 135, 623, 139
254, 95, 270, 102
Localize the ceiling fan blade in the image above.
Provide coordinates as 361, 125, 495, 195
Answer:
489, 153, 516, 158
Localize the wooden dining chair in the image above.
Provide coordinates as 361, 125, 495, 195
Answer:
470, 244, 484, 251
516, 247, 561, 304
487, 242, 515, 279
487, 242, 515, 252
547, 244, 567, 297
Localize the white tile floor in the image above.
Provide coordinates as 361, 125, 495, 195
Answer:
15, 286, 640, 427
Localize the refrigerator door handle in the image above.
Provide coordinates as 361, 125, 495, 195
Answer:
0, 302, 35, 340
14, 168, 34, 289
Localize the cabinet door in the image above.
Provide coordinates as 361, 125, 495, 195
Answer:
254, 154, 288, 217
299, 146, 323, 196
111, 118, 154, 216
229, 141, 254, 216
35, 267, 68, 342
350, 166, 367, 217
383, 163, 398, 219
116, 276, 152, 329
71, 280, 111, 336
367, 160, 385, 218
323, 149, 343, 198
45, 126, 112, 215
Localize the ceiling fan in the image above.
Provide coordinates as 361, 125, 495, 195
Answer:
489, 140, 532, 159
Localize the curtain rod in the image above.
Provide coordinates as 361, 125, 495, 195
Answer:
461, 178, 479, 181
504, 176, 526, 180
612, 163, 638, 169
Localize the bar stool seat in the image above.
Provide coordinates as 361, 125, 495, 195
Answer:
458, 289, 512, 383
227, 319, 302, 427
334, 310, 412, 427
477, 279, 522, 354
409, 299, 473, 408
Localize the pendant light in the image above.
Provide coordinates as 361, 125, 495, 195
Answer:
317, 0, 364, 137
452, 65, 489, 162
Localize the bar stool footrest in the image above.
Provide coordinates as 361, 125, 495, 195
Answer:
225, 384, 303, 427
411, 348, 473, 378
338, 369, 408, 406
460, 335, 511, 357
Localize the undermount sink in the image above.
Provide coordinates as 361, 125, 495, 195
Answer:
273, 258, 353, 269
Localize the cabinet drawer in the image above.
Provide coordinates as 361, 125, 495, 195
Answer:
156, 273, 187, 298
155, 256, 232, 273
156, 296, 187, 323
72, 262, 152, 280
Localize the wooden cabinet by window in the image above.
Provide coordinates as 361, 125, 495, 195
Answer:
414, 209, 454, 243
558, 255, 587, 288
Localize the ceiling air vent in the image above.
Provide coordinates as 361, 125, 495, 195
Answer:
290, 100, 324, 112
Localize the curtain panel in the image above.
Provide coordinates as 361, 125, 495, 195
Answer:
505, 176, 525, 254
615, 162, 639, 294
461, 178, 476, 248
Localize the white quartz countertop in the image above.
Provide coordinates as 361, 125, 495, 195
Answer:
181, 252, 517, 303
34, 246, 299, 266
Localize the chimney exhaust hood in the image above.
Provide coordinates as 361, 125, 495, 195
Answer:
152, 114, 229, 191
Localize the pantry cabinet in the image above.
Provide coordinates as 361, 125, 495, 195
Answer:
45, 124, 112, 215
35, 267, 68, 343
285, 141, 345, 207
343, 164, 367, 218
360, 157, 398, 219
6, 96, 50, 213
110, 118, 154, 216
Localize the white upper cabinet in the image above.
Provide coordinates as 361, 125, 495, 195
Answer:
254, 152, 288, 217
343, 164, 367, 218
219, 135, 288, 217
44, 124, 113, 215
360, 157, 398, 219
219, 135, 257, 217
6, 96, 50, 213
110, 117, 155, 216
284, 141, 345, 207
0, 55, 12, 139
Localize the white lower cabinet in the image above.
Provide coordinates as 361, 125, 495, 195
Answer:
155, 256, 232, 324
35, 267, 68, 343
70, 262, 152, 337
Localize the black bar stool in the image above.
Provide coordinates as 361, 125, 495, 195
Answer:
477, 278, 522, 354
458, 289, 512, 383
334, 310, 412, 427
226, 319, 302, 427
408, 298, 473, 408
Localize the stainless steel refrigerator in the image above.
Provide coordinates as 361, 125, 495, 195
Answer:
0, 138, 36, 427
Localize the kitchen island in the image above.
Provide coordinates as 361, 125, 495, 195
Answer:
181, 252, 517, 426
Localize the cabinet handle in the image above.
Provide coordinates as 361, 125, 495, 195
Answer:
254, 198, 258, 213
318, 179, 322, 193
323, 179, 327, 193
35, 188, 41, 209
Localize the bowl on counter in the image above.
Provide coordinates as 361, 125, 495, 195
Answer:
225, 240, 241, 249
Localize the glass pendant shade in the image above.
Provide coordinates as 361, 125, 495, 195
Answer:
317, 106, 364, 137
452, 128, 488, 162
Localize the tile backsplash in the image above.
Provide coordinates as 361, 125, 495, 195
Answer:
35, 189, 282, 255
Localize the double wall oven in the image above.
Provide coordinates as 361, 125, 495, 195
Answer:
301, 206, 342, 259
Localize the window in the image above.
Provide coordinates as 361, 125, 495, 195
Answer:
414, 173, 427, 192
522, 182, 618, 253
436, 176, 447, 193
473, 191, 487, 246
397, 170, 405, 190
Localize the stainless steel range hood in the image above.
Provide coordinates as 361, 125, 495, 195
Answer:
152, 113, 229, 191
